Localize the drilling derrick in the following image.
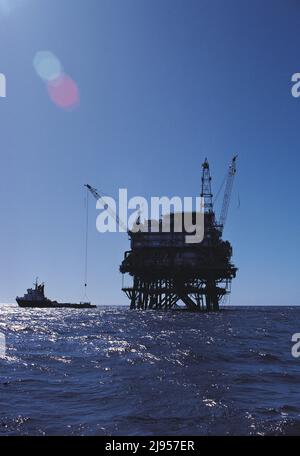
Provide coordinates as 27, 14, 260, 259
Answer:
120, 158, 237, 311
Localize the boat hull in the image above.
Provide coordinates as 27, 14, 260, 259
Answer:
16, 299, 96, 309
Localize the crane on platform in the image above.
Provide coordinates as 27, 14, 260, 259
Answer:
83, 184, 127, 300
84, 184, 127, 232
218, 155, 238, 234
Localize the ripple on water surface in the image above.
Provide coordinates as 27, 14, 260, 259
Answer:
0, 305, 299, 435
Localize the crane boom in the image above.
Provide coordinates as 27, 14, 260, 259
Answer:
85, 184, 128, 232
219, 155, 238, 232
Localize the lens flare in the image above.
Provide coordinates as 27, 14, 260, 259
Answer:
47, 74, 80, 110
0, 0, 22, 16
0, 0, 11, 15
34, 50, 80, 111
33, 51, 63, 82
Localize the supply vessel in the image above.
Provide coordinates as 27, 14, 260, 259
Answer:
16, 280, 96, 309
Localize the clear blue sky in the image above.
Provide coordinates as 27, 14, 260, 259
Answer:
0, 0, 299, 306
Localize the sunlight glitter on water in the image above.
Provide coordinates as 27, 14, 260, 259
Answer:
0, 305, 300, 435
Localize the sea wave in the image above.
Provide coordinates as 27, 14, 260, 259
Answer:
0, 306, 299, 435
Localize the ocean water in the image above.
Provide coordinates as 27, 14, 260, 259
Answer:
0, 305, 299, 436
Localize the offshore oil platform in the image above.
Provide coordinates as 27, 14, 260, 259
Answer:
119, 157, 238, 311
